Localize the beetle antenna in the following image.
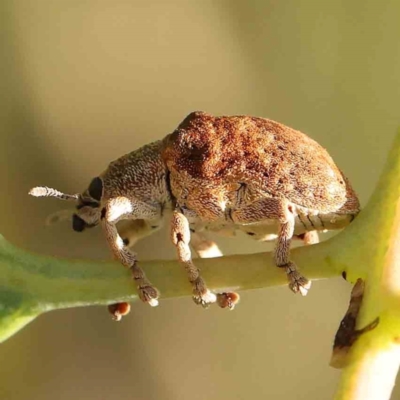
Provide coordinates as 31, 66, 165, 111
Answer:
29, 186, 79, 201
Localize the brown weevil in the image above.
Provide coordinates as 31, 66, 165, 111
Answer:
29, 111, 360, 319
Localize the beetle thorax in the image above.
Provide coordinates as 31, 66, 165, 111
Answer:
101, 141, 172, 208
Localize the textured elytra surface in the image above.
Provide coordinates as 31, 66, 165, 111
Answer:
162, 111, 359, 215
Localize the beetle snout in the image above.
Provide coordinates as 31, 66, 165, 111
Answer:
72, 214, 87, 232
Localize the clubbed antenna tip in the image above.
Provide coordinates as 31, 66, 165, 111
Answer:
29, 186, 79, 201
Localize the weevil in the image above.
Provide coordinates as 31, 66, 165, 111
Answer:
29, 111, 360, 319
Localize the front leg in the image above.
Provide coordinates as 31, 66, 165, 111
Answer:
101, 197, 160, 319
232, 197, 311, 296
171, 210, 217, 307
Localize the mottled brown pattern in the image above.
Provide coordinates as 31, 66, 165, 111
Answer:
163, 111, 359, 214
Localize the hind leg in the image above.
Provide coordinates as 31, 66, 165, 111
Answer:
232, 197, 311, 296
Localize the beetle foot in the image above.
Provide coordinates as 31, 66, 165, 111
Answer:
192, 290, 217, 308
138, 285, 160, 307
130, 262, 160, 306
283, 261, 311, 296
216, 292, 240, 309
108, 302, 131, 321
192, 277, 217, 308
192, 292, 217, 308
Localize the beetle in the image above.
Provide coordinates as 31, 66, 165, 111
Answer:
29, 111, 360, 319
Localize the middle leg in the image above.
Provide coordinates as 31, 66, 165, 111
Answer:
190, 231, 223, 258
190, 231, 240, 309
171, 210, 217, 307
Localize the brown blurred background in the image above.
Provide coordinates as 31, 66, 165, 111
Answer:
0, 1, 399, 399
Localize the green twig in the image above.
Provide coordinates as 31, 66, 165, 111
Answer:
0, 232, 338, 343
333, 130, 400, 400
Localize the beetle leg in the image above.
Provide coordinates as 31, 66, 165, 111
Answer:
190, 231, 240, 309
275, 216, 310, 296
101, 198, 159, 315
190, 231, 223, 258
295, 231, 320, 245
171, 210, 217, 307
117, 219, 162, 248
232, 198, 311, 296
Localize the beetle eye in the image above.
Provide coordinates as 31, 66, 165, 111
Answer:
72, 214, 86, 232
88, 177, 103, 202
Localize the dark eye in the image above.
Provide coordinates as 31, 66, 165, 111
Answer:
88, 177, 103, 201
72, 214, 86, 232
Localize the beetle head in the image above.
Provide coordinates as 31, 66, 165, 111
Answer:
29, 177, 104, 232
73, 177, 103, 232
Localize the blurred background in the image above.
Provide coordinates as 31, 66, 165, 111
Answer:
0, 1, 399, 399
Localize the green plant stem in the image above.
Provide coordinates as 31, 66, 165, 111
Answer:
0, 232, 339, 343
334, 321, 400, 400
334, 130, 400, 400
